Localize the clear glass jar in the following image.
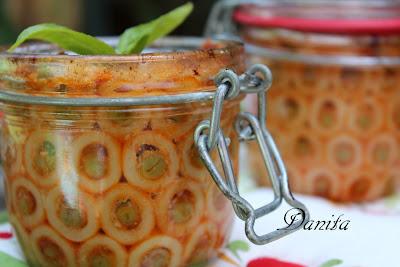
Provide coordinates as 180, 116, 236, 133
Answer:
208, 0, 400, 202
0, 38, 244, 267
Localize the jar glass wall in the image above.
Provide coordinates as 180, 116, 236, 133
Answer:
0, 38, 244, 267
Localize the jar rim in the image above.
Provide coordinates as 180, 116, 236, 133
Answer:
0, 37, 245, 103
1, 36, 243, 63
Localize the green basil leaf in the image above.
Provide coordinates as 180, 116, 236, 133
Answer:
8, 23, 115, 55
117, 2, 193, 54
0, 252, 28, 267
320, 259, 343, 267
226, 240, 250, 260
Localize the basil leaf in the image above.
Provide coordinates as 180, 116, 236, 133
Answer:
226, 240, 250, 260
0, 252, 28, 267
320, 259, 343, 267
117, 2, 193, 54
8, 23, 115, 55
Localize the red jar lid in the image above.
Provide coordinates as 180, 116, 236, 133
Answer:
234, 4, 400, 35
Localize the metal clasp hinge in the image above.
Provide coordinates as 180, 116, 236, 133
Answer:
194, 64, 310, 245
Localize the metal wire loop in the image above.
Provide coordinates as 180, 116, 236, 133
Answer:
194, 64, 309, 245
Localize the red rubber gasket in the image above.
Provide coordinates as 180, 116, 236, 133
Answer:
234, 8, 400, 35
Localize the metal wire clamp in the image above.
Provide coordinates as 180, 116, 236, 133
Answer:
194, 64, 310, 245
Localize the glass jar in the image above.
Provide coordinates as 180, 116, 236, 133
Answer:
207, 0, 400, 202
0, 38, 243, 267
0, 37, 307, 266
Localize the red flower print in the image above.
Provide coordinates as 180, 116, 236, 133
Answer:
248, 257, 305, 267
0, 231, 13, 239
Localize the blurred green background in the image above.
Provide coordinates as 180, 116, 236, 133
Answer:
0, 0, 215, 45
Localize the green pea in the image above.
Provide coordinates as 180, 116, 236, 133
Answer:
140, 154, 167, 180
91, 255, 111, 267
115, 200, 140, 229
17, 188, 36, 215
59, 204, 85, 228
169, 190, 194, 224
34, 140, 56, 175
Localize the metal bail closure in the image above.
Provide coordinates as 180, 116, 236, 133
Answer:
194, 64, 310, 245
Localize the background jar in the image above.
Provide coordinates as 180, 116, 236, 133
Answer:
0, 38, 244, 267
207, 0, 400, 202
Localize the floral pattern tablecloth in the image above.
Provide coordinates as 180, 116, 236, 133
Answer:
0, 186, 399, 267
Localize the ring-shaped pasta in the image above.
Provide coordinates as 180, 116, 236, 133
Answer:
183, 223, 218, 266
343, 171, 379, 202
24, 130, 61, 188
206, 183, 232, 223
327, 135, 362, 173
156, 180, 205, 238
100, 184, 155, 245
72, 132, 121, 194
128, 235, 183, 267
0, 131, 23, 175
150, 109, 200, 139
11, 176, 45, 229
78, 234, 128, 267
269, 92, 307, 130
97, 107, 147, 138
31, 225, 77, 267
310, 96, 345, 136
347, 98, 383, 137
123, 132, 178, 191
366, 134, 397, 170
288, 131, 321, 164
9, 215, 39, 266
305, 168, 340, 200
158, 180, 205, 234
180, 132, 211, 183
46, 187, 100, 242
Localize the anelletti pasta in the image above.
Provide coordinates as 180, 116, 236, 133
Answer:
347, 98, 383, 138
123, 132, 178, 191
100, 184, 155, 245
72, 132, 121, 194
206, 183, 232, 223
0, 129, 23, 175
78, 234, 128, 267
24, 130, 61, 188
128, 235, 183, 267
310, 96, 345, 136
156, 180, 205, 238
45, 187, 100, 242
183, 222, 218, 266
31, 225, 77, 267
305, 168, 341, 200
11, 176, 45, 229
366, 134, 398, 170
326, 135, 363, 173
